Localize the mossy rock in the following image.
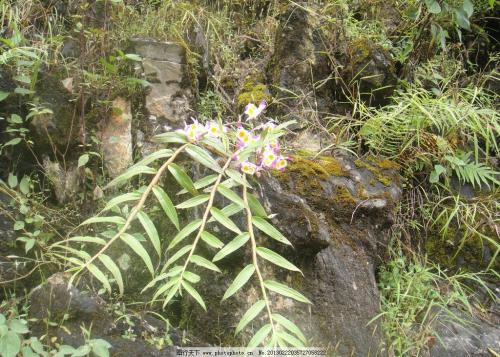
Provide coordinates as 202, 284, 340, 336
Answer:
236, 78, 272, 108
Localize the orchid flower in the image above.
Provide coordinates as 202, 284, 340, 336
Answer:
244, 100, 266, 121
240, 161, 257, 175
275, 156, 288, 171
205, 121, 225, 138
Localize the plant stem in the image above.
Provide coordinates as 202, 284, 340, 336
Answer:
242, 175, 276, 337
74, 144, 188, 275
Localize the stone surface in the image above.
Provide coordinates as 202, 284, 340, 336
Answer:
42, 156, 81, 204
130, 38, 194, 133
101, 97, 133, 178
179, 154, 402, 355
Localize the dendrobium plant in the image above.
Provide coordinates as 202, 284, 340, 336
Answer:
57, 100, 308, 349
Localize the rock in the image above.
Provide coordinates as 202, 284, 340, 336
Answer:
28, 273, 199, 356
42, 156, 81, 204
424, 310, 500, 357
179, 154, 401, 355
101, 97, 133, 178
129, 38, 194, 134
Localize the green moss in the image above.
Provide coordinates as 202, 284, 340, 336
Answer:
334, 186, 357, 205
354, 157, 396, 187
236, 77, 272, 108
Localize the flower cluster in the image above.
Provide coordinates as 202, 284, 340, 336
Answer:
179, 101, 289, 175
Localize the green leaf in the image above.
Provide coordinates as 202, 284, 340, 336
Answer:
252, 217, 291, 245
235, 300, 266, 335
185, 144, 222, 173
256, 247, 301, 273
71, 345, 91, 356
98, 254, 124, 296
217, 185, 245, 207
105, 165, 156, 189
176, 194, 210, 209
90, 339, 112, 357
463, 0, 473, 17
264, 280, 311, 304
200, 231, 224, 249
124, 53, 142, 61
153, 186, 179, 230
87, 263, 112, 293
8, 320, 29, 334
77, 154, 89, 168
168, 163, 197, 195
14, 87, 35, 95
212, 232, 250, 262
13, 221, 24, 230
0, 331, 21, 357
168, 219, 202, 250
455, 9, 471, 30
163, 245, 193, 270
80, 216, 126, 226
272, 314, 307, 344
103, 192, 141, 212
19, 176, 30, 195
248, 193, 268, 217
207, 203, 243, 223
424, 0, 441, 13
131, 149, 173, 168
181, 280, 206, 311
277, 331, 305, 347
0, 91, 9, 101
177, 174, 218, 195
120, 233, 154, 276
190, 254, 221, 272
137, 211, 161, 257
225, 169, 251, 188
8, 173, 17, 188
430, 164, 446, 184
9, 114, 23, 124
152, 277, 180, 302
153, 131, 187, 144
183, 271, 201, 284
247, 324, 272, 348
4, 138, 22, 147
21, 346, 38, 357
53, 236, 106, 246
222, 264, 255, 300
210, 207, 241, 234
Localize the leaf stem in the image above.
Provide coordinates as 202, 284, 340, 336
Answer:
242, 174, 276, 337
74, 144, 188, 276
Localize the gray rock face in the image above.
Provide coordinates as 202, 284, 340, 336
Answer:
130, 38, 194, 133
180, 154, 401, 355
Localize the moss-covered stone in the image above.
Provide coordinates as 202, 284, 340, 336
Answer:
236, 78, 272, 108
354, 156, 398, 187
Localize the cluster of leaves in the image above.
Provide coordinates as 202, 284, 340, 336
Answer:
49, 112, 309, 347
0, 313, 111, 357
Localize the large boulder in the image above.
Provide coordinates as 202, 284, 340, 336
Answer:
178, 154, 402, 355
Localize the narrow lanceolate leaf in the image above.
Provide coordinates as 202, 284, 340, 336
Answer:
212, 233, 250, 262
202, 137, 228, 155
52, 236, 106, 246
98, 254, 124, 296
181, 280, 207, 311
185, 144, 222, 173
176, 194, 210, 209
177, 174, 218, 195
247, 324, 272, 348
141, 273, 167, 293
235, 300, 266, 335
222, 264, 255, 300
163, 245, 193, 270
226, 169, 251, 188
152, 186, 179, 230
168, 219, 202, 250
137, 211, 161, 257
217, 185, 245, 207
263, 280, 312, 304
277, 331, 305, 347
152, 277, 180, 302
168, 163, 197, 195
207, 203, 243, 223
103, 192, 141, 212
190, 254, 221, 272
80, 216, 126, 226
252, 217, 291, 245
210, 207, 241, 234
184, 271, 201, 284
272, 314, 307, 344
87, 263, 112, 293
200, 231, 224, 249
248, 193, 268, 218
131, 149, 173, 168
120, 233, 154, 276
256, 247, 301, 273
105, 165, 156, 189
153, 131, 187, 144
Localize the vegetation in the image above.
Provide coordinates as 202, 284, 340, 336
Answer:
0, 0, 498, 355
